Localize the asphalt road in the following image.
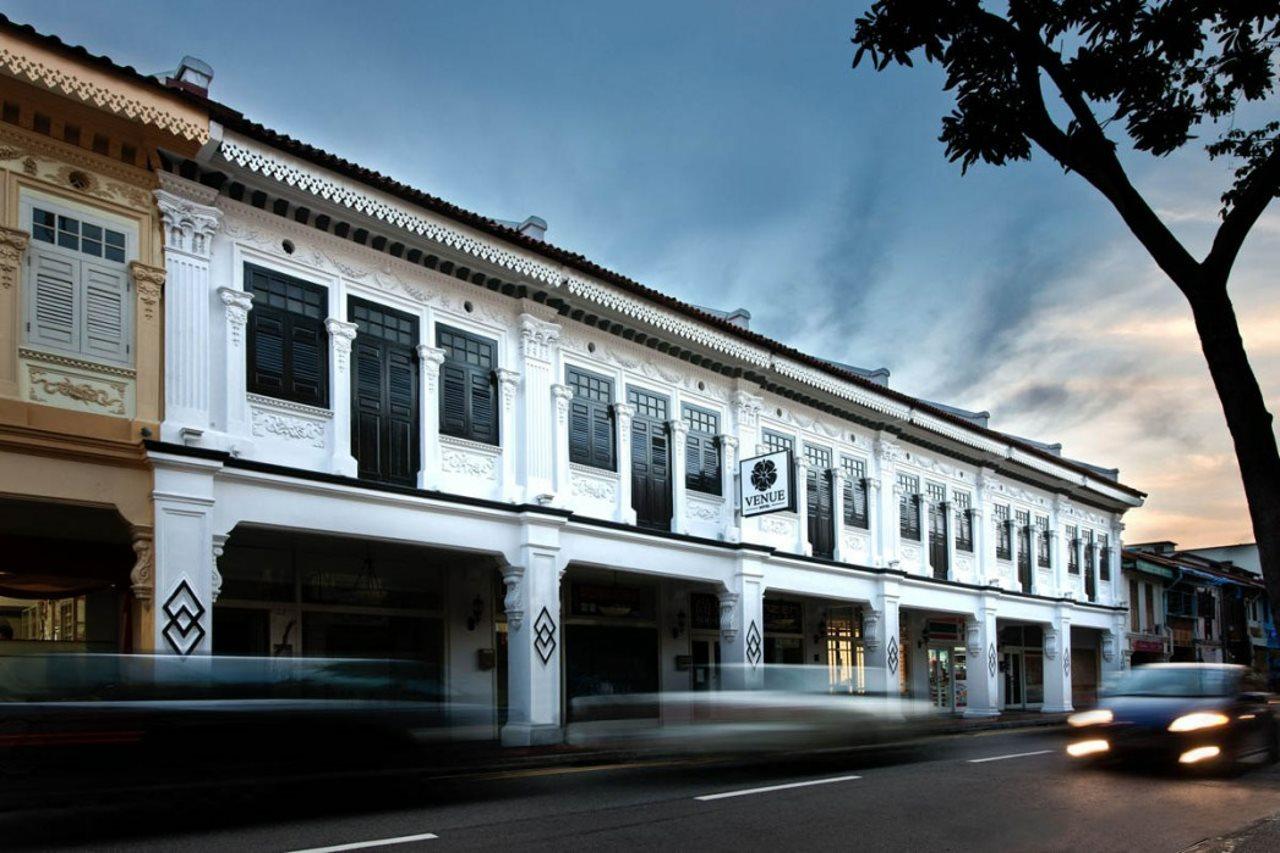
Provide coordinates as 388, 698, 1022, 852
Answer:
10, 728, 1280, 852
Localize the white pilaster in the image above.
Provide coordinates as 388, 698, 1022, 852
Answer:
943, 498, 957, 581
1009, 516, 1021, 591
918, 493, 932, 576
669, 418, 689, 534
864, 579, 902, 708
719, 433, 740, 542
1042, 610, 1074, 712
501, 515, 567, 746
976, 468, 994, 584
731, 390, 763, 541
518, 313, 562, 502
795, 456, 811, 555
217, 287, 254, 440
1089, 539, 1102, 603
874, 437, 899, 566
613, 402, 636, 524
416, 344, 447, 490
551, 383, 573, 502
495, 367, 521, 501
325, 318, 358, 477
150, 455, 220, 656
719, 556, 766, 690
964, 599, 1000, 717
830, 466, 846, 562
971, 506, 987, 585
156, 179, 221, 443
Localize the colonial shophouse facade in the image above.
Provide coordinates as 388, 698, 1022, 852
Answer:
0, 16, 1146, 746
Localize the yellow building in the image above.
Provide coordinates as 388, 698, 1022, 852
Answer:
0, 21, 208, 651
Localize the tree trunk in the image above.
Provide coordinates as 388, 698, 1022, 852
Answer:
1186, 280, 1280, 635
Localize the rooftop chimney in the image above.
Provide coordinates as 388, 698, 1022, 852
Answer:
517, 215, 547, 242
171, 56, 214, 97
724, 308, 751, 330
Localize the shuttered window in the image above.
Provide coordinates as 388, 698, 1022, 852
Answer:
245, 264, 329, 407
1066, 525, 1080, 574
1099, 533, 1112, 581
682, 404, 721, 495
436, 325, 499, 445
567, 367, 615, 470
762, 430, 793, 455
953, 490, 973, 551
841, 456, 869, 529
1036, 514, 1051, 567
897, 473, 921, 540
24, 203, 132, 366
994, 504, 1012, 559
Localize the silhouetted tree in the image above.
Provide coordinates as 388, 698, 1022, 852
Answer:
852, 3, 1280, 622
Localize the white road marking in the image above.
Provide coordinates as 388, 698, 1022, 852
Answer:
967, 749, 1054, 764
695, 774, 862, 801
287, 832, 439, 852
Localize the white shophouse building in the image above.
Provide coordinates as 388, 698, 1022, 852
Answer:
148, 115, 1143, 744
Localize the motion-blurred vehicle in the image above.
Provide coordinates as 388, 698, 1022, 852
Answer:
568, 664, 937, 755
1065, 663, 1278, 772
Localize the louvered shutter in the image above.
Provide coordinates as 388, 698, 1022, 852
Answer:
27, 249, 79, 352
289, 319, 327, 406
353, 340, 384, 478
439, 363, 469, 437
569, 400, 592, 465
386, 347, 418, 483
248, 311, 286, 396
702, 438, 720, 495
685, 432, 703, 492
469, 370, 497, 444
81, 260, 130, 364
591, 404, 615, 469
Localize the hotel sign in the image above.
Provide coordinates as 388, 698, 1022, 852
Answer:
739, 450, 795, 517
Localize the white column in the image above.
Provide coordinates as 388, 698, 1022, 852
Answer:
971, 506, 987, 585
1009, 516, 1021, 590
155, 180, 221, 444
217, 287, 254, 441
551, 384, 574, 502
720, 434, 740, 542
416, 344, 446, 490
1075, 536, 1086, 598
864, 579, 902, 708
495, 367, 521, 501
867, 479, 883, 565
731, 390, 763, 542
1089, 539, 1103, 603
1110, 522, 1125, 597
501, 515, 567, 746
794, 456, 811, 555
150, 456, 220, 656
1030, 521, 1045, 596
874, 437, 900, 567
964, 599, 1000, 717
831, 466, 846, 562
669, 418, 689, 534
1042, 610, 1074, 712
519, 313, 562, 502
613, 402, 635, 524
719, 556, 766, 690
325, 318, 358, 477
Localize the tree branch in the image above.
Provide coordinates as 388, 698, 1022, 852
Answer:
1204, 145, 1280, 285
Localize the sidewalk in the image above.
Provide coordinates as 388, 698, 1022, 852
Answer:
1182, 811, 1280, 852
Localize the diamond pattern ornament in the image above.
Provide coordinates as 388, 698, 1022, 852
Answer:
533, 606, 557, 665
745, 620, 762, 667
162, 579, 206, 656
887, 635, 899, 674
1064, 649, 1071, 677
988, 642, 998, 679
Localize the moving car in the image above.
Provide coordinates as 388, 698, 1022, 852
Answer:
1065, 663, 1278, 772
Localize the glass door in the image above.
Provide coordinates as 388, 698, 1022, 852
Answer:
928, 647, 955, 711
1003, 650, 1024, 707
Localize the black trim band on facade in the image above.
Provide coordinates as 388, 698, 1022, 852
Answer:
143, 440, 1126, 613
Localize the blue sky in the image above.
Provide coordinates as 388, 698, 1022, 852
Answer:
11, 0, 1278, 545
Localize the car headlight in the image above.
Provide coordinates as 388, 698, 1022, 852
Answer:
1068, 709, 1113, 727
1168, 712, 1230, 732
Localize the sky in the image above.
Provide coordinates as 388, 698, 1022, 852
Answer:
10, 0, 1278, 548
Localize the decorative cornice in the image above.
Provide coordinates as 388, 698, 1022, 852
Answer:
155, 187, 220, 257
246, 392, 332, 421
218, 134, 562, 285
0, 45, 207, 142
0, 124, 155, 188
439, 434, 503, 456
19, 346, 136, 378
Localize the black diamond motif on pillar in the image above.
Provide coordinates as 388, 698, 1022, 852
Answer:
987, 642, 997, 679
745, 620, 762, 667
533, 606, 557, 665
162, 579, 206, 656
1064, 649, 1071, 677
887, 635, 899, 674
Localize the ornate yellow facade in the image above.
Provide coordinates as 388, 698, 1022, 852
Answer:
0, 26, 207, 650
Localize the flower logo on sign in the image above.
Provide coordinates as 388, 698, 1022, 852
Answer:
751, 459, 778, 492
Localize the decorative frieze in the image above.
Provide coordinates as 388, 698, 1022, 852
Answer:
570, 465, 619, 502
440, 436, 500, 480
25, 358, 129, 416
218, 287, 254, 345
248, 394, 330, 448
519, 313, 561, 362
325, 318, 358, 371
0, 226, 29, 290
155, 186, 221, 258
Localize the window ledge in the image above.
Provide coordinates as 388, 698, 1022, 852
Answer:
570, 462, 618, 479
246, 393, 332, 420
439, 434, 502, 455
687, 492, 725, 504
19, 346, 135, 378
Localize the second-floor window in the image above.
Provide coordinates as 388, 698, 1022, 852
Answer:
898, 472, 921, 540
246, 263, 328, 407
25, 202, 133, 366
1015, 509, 1031, 569
953, 490, 973, 551
1036, 514, 1051, 567
762, 429, 793, 455
842, 456, 869, 529
437, 325, 498, 445
567, 367, 615, 471
994, 504, 1011, 560
1067, 525, 1080, 574
1099, 533, 1111, 581
682, 405, 721, 495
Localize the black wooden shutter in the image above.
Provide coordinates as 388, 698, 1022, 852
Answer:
440, 363, 469, 437
353, 340, 384, 478
288, 319, 327, 406
469, 370, 497, 444
569, 400, 592, 465
249, 311, 286, 396
386, 347, 418, 483
590, 405, 614, 469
